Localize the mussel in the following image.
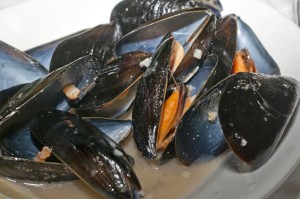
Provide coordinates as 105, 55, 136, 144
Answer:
132, 33, 173, 159
49, 22, 122, 72
115, 9, 214, 56
176, 72, 299, 167
30, 110, 142, 199
74, 51, 151, 118
0, 55, 101, 140
111, 0, 223, 34
0, 115, 133, 182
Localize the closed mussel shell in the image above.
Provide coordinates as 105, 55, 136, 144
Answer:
219, 72, 300, 168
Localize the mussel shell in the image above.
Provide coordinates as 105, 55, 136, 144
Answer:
115, 9, 212, 56
0, 117, 132, 182
173, 14, 216, 84
132, 33, 173, 159
187, 54, 218, 99
175, 77, 230, 165
0, 41, 47, 91
236, 16, 280, 75
1, 117, 131, 160
0, 55, 100, 138
30, 110, 142, 199
86, 118, 133, 144
0, 156, 76, 182
50, 23, 122, 72
157, 139, 176, 165
1, 123, 45, 160
75, 51, 151, 118
219, 72, 300, 168
110, 0, 223, 34
25, 29, 86, 71
197, 14, 237, 97
0, 84, 26, 108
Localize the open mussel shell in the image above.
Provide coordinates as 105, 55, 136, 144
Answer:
0, 156, 76, 182
196, 14, 237, 98
157, 139, 176, 165
175, 77, 230, 166
25, 29, 86, 71
0, 55, 100, 138
236, 16, 280, 75
219, 72, 300, 168
86, 118, 132, 144
0, 117, 132, 182
186, 54, 218, 99
1, 117, 131, 160
30, 110, 142, 199
0, 84, 26, 108
74, 51, 151, 118
110, 0, 223, 35
0, 41, 47, 91
1, 123, 48, 160
176, 72, 300, 167
132, 33, 173, 159
115, 9, 213, 56
49, 22, 122, 72
173, 14, 216, 84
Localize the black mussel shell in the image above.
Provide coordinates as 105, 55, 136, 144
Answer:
175, 77, 230, 165
50, 22, 122, 72
0, 156, 76, 182
132, 33, 173, 159
75, 51, 151, 118
86, 118, 132, 144
197, 14, 237, 98
30, 110, 142, 199
173, 14, 216, 84
0, 41, 47, 91
1, 117, 131, 160
115, 9, 212, 56
0, 116, 132, 182
111, 0, 223, 34
26, 29, 86, 71
186, 54, 218, 99
0, 84, 26, 108
0, 55, 100, 138
219, 72, 300, 168
157, 139, 176, 165
176, 72, 300, 167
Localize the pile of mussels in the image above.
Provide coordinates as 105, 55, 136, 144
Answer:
0, 0, 299, 198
